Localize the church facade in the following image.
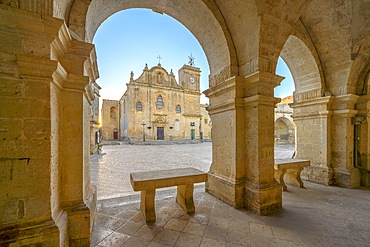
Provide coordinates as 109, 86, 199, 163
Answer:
102, 63, 212, 141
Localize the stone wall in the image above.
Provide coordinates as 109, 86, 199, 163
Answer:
101, 99, 120, 140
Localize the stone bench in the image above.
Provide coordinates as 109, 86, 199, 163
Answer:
274, 158, 310, 191
130, 167, 208, 222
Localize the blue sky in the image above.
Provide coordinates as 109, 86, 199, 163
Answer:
93, 9, 294, 105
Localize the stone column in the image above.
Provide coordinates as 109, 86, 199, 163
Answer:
243, 72, 283, 215
58, 39, 97, 246
356, 95, 370, 187
205, 72, 283, 215
331, 94, 361, 188
0, 6, 62, 246
204, 76, 246, 208
290, 96, 334, 185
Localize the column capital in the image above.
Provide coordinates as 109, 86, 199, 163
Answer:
244, 71, 285, 97
203, 76, 245, 98
290, 96, 334, 119
331, 94, 360, 111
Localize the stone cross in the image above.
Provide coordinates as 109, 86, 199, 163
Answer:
157, 55, 162, 65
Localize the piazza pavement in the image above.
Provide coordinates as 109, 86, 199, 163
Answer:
90, 142, 369, 247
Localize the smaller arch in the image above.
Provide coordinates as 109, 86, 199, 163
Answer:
275, 117, 295, 143
275, 117, 294, 129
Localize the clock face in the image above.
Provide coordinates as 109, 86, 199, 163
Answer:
189, 77, 195, 83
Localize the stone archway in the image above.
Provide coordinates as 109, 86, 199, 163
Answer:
275, 117, 294, 142
279, 31, 333, 185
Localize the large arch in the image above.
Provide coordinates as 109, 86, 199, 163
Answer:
66, 0, 239, 84
280, 34, 324, 101
278, 28, 332, 185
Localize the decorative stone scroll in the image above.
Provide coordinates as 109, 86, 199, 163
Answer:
293, 88, 322, 102
209, 65, 231, 87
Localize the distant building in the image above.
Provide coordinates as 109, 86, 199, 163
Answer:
275, 96, 295, 143
102, 63, 211, 141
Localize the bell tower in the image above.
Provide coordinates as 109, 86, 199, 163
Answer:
179, 54, 201, 92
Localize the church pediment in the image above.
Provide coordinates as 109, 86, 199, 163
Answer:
130, 64, 180, 88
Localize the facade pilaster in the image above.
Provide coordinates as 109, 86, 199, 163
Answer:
290, 96, 334, 185
331, 94, 361, 188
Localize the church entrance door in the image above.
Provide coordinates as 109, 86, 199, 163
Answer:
113, 131, 118, 139
157, 127, 164, 140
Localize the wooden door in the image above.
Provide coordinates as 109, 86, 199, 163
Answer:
157, 127, 164, 140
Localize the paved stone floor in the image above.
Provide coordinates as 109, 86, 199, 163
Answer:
90, 142, 370, 247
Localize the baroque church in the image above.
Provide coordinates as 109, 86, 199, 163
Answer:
101, 63, 212, 141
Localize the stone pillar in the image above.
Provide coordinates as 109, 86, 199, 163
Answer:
58, 38, 97, 246
204, 76, 246, 208
356, 95, 370, 187
243, 72, 283, 215
204, 72, 283, 215
290, 96, 333, 185
331, 95, 361, 188
0, 6, 96, 246
0, 6, 62, 246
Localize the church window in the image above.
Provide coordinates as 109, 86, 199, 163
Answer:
156, 95, 164, 109
136, 101, 142, 111
110, 107, 117, 118
176, 105, 181, 113
204, 118, 208, 124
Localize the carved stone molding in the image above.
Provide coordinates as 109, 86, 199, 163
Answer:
293, 88, 323, 102
209, 65, 231, 87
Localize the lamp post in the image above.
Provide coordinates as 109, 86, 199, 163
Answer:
142, 120, 146, 142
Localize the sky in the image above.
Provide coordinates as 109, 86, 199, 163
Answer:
93, 8, 294, 106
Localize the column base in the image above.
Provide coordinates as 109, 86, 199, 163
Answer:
244, 181, 282, 215
205, 172, 245, 208
334, 168, 361, 188
65, 204, 92, 246
301, 165, 334, 185
0, 220, 60, 246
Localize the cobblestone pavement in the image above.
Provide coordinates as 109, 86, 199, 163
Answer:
91, 142, 370, 247
90, 142, 294, 200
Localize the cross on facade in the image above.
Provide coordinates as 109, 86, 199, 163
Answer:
188, 53, 195, 66
157, 55, 162, 64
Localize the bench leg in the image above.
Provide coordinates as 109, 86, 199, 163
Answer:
176, 184, 195, 213
275, 169, 287, 191
141, 189, 156, 222
286, 168, 305, 188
